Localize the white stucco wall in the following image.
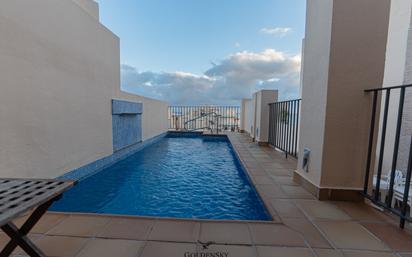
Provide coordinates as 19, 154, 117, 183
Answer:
398, 13, 412, 173
297, 0, 391, 191
240, 99, 247, 132
242, 99, 254, 135
320, 0, 390, 189
115, 91, 168, 141
0, 0, 168, 179
297, 0, 333, 187
72, 0, 99, 20
253, 90, 278, 143
380, 0, 412, 175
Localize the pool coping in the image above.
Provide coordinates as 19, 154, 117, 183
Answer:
50, 131, 281, 224
224, 133, 280, 222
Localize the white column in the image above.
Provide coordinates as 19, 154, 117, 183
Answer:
253, 90, 278, 144
296, 0, 391, 199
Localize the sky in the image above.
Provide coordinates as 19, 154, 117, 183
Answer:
95, 0, 306, 105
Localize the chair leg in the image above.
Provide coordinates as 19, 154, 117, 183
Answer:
0, 223, 45, 257
0, 197, 59, 257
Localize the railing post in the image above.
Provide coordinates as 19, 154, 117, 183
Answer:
364, 91, 378, 195
267, 99, 301, 159
374, 90, 390, 202
400, 136, 412, 228
216, 115, 219, 135
387, 87, 406, 206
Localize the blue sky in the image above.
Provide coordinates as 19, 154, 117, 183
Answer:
96, 0, 306, 104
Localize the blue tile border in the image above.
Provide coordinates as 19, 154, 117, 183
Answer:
58, 132, 167, 181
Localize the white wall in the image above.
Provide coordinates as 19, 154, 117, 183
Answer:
240, 90, 277, 141
72, 0, 99, 20
243, 99, 254, 135
253, 90, 278, 143
398, 4, 412, 173
0, 0, 168, 179
379, 0, 412, 176
297, 0, 333, 186
115, 91, 168, 141
297, 0, 391, 192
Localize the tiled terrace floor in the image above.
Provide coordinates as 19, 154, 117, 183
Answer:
3, 133, 412, 257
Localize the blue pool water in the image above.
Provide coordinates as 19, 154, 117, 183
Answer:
52, 135, 271, 220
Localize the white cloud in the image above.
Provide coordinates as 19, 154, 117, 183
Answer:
260, 27, 292, 37
121, 49, 301, 105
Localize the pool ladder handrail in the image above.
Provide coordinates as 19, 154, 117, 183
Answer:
184, 112, 221, 134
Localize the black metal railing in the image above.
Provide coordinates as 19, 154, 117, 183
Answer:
363, 84, 412, 228
268, 99, 301, 158
168, 106, 240, 132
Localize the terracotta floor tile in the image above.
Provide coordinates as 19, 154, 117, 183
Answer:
249, 223, 306, 246
254, 158, 275, 163
270, 199, 305, 218
241, 158, 257, 163
253, 176, 275, 185
282, 218, 331, 248
148, 220, 200, 242
139, 242, 196, 257
32, 213, 68, 234
0, 232, 8, 241
315, 221, 389, 251
256, 246, 314, 257
0, 233, 41, 255
265, 169, 292, 177
97, 218, 154, 240
279, 163, 298, 170
199, 222, 252, 244
272, 176, 299, 186
251, 153, 269, 157
248, 168, 267, 176
314, 248, 344, 257
246, 164, 261, 170
47, 215, 109, 237
12, 213, 68, 235
257, 185, 287, 198
200, 245, 257, 257
35, 235, 89, 257
334, 202, 389, 222
264, 204, 282, 222
342, 250, 397, 257
296, 200, 352, 221
12, 214, 31, 228
281, 186, 314, 199
361, 222, 412, 252
75, 238, 144, 257
261, 163, 285, 170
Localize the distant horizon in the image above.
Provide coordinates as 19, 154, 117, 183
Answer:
96, 0, 306, 104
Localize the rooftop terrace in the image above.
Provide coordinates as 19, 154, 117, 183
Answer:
3, 133, 411, 257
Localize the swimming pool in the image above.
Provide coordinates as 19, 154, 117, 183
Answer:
51, 134, 271, 220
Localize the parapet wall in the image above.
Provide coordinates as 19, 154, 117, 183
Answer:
0, 0, 168, 178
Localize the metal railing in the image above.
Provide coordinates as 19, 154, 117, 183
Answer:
168, 106, 240, 132
268, 99, 301, 158
363, 84, 412, 228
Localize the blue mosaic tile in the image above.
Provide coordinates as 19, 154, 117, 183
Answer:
111, 99, 142, 115
112, 100, 143, 152
58, 132, 167, 181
